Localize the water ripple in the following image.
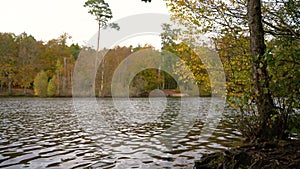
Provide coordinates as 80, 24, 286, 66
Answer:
0, 97, 242, 168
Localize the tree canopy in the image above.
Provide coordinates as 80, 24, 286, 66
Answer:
155, 0, 300, 140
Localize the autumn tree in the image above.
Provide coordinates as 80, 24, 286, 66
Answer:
160, 24, 214, 96
16, 32, 39, 95
0, 33, 18, 95
95, 46, 132, 96
0, 56, 17, 95
0, 32, 79, 96
129, 46, 164, 96
216, 33, 252, 102
73, 47, 98, 97
149, 0, 300, 140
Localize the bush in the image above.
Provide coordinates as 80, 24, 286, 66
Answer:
47, 76, 57, 97
34, 70, 48, 97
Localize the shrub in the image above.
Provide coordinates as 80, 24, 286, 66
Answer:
34, 70, 48, 97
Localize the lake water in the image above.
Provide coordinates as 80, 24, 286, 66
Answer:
0, 97, 242, 169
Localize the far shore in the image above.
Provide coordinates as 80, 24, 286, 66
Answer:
1, 88, 212, 98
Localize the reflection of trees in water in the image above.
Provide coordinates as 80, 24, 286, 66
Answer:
110, 99, 242, 151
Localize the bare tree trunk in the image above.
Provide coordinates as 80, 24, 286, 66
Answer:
96, 22, 105, 97
57, 72, 60, 96
97, 23, 101, 52
247, 0, 280, 140
100, 61, 105, 97
7, 74, 12, 96
63, 57, 67, 95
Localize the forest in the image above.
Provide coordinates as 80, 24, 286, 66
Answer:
0, 26, 219, 98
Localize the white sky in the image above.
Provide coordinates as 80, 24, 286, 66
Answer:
0, 0, 170, 48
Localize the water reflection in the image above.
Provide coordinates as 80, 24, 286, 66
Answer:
0, 97, 242, 168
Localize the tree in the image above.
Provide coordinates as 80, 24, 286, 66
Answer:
55, 59, 63, 96
0, 32, 78, 96
247, 0, 277, 140
34, 70, 48, 97
16, 32, 39, 95
267, 35, 300, 137
0, 33, 18, 95
146, 0, 299, 140
95, 46, 132, 96
47, 75, 57, 97
84, 0, 119, 96
0, 56, 17, 95
162, 0, 299, 39
69, 43, 81, 60
84, 0, 119, 52
262, 1, 300, 38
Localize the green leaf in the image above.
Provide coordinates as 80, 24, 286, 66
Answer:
263, 87, 269, 94
259, 62, 264, 68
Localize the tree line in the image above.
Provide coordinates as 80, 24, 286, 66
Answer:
0, 32, 80, 96
0, 29, 219, 98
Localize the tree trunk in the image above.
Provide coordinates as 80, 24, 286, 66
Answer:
24, 86, 27, 95
63, 57, 67, 95
100, 61, 105, 96
57, 72, 61, 96
7, 74, 12, 96
247, 0, 281, 140
8, 80, 12, 96
96, 22, 105, 97
0, 82, 3, 92
97, 22, 101, 52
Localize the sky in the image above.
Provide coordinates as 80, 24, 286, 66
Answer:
0, 0, 170, 49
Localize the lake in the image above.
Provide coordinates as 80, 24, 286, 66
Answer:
0, 97, 242, 169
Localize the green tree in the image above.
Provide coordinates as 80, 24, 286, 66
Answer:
84, 0, 119, 96
84, 0, 119, 51
47, 75, 57, 97
34, 70, 48, 97
267, 36, 300, 136
69, 43, 81, 59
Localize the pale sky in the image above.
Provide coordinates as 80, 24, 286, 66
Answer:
0, 0, 170, 48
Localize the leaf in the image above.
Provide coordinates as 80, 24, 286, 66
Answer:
259, 62, 264, 68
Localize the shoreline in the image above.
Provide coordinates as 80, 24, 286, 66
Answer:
194, 140, 300, 169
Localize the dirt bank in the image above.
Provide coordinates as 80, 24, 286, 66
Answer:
195, 140, 300, 169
